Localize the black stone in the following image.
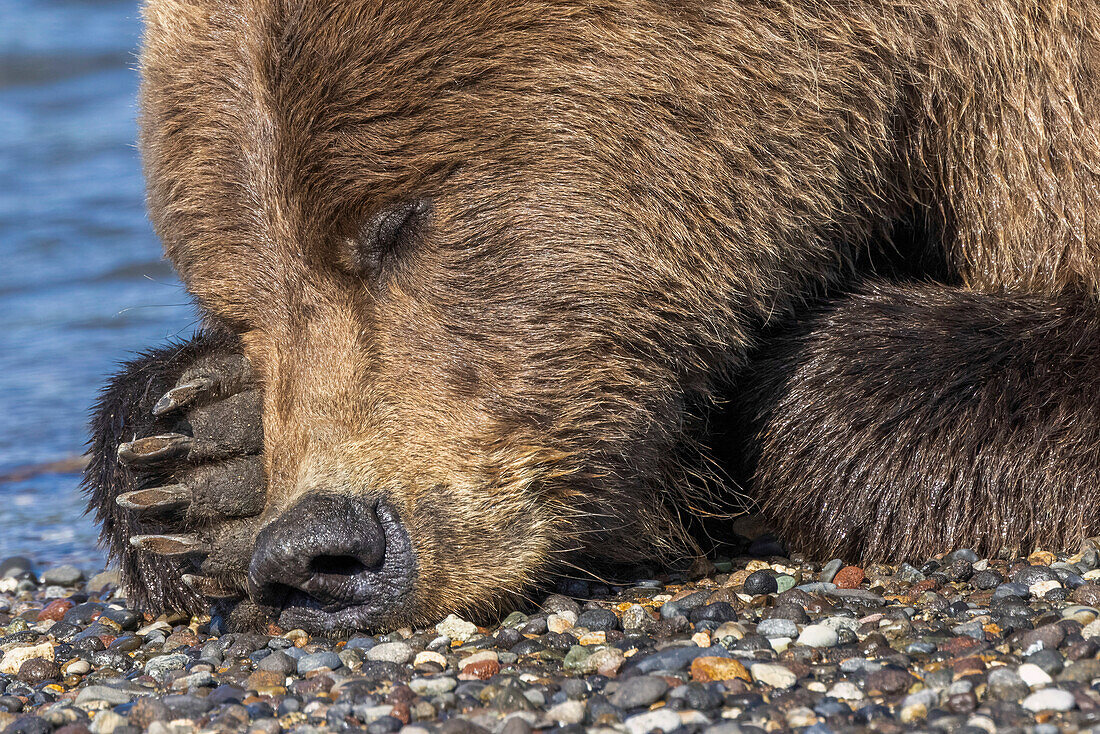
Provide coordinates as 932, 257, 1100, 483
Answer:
743, 571, 779, 595
576, 608, 619, 631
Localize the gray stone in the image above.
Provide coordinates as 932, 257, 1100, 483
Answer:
41, 565, 83, 586
75, 686, 135, 706
819, 559, 844, 583
258, 650, 296, 676
624, 709, 682, 734
367, 641, 414, 664
144, 653, 189, 682
756, 619, 798, 638
610, 676, 669, 709
298, 651, 342, 675
987, 666, 1029, 700
409, 676, 458, 696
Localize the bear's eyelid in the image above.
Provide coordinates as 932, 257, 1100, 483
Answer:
349, 198, 430, 277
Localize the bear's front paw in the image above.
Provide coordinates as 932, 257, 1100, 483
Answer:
84, 330, 266, 614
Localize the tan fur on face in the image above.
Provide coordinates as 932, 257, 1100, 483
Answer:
140, 0, 1100, 624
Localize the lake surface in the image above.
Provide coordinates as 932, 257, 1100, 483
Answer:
0, 0, 195, 566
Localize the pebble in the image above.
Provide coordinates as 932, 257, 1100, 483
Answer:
435, 615, 478, 642
40, 565, 83, 586
144, 653, 189, 682
0, 545, 1097, 733
0, 643, 53, 675
1022, 688, 1076, 712
297, 651, 341, 674
833, 566, 865, 588
796, 624, 838, 647
16, 657, 60, 685
546, 611, 576, 633
690, 656, 751, 682
743, 570, 778, 595
750, 663, 798, 688
624, 708, 682, 734
609, 676, 669, 709
545, 699, 585, 725
756, 618, 798, 638
1018, 662, 1054, 687
827, 681, 864, 700
367, 642, 414, 664
409, 676, 457, 696
75, 686, 134, 706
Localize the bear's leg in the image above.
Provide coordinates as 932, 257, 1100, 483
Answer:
737, 281, 1100, 563
83, 329, 266, 614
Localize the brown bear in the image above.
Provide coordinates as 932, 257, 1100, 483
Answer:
85, 0, 1100, 632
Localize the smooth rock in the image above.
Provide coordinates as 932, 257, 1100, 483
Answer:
750, 663, 798, 689
40, 566, 83, 587
367, 642, 414, 665
796, 624, 838, 648
610, 676, 669, 709
1022, 688, 1075, 712
624, 709, 682, 734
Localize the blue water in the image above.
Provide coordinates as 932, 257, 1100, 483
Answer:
0, 0, 196, 565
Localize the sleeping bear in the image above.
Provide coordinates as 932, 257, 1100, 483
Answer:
85, 0, 1100, 631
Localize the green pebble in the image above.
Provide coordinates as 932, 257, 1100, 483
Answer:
775, 575, 797, 593
502, 611, 529, 628
563, 645, 593, 671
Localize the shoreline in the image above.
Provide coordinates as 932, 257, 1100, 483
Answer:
0, 548, 1098, 733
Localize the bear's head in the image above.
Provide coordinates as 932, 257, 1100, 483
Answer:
138, 0, 828, 630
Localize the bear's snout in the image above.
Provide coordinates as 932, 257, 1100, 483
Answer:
248, 494, 415, 630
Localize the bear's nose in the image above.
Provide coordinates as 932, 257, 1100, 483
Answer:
247, 493, 415, 629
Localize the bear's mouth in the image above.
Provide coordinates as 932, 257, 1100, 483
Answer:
247, 497, 418, 632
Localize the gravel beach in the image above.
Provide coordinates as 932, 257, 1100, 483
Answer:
4, 544, 1100, 734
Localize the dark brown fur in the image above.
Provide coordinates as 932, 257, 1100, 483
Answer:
94, 0, 1100, 624
738, 282, 1100, 562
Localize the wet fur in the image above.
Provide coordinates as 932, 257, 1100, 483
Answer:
83, 0, 1100, 625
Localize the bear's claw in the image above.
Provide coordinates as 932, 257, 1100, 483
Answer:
84, 329, 267, 617
129, 533, 205, 555
152, 378, 216, 416
115, 484, 191, 513
117, 433, 193, 464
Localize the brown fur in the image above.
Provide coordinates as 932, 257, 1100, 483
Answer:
737, 282, 1100, 562
132, 0, 1100, 624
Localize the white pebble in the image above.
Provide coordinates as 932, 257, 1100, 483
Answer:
435, 614, 478, 642
546, 700, 585, 725
1018, 663, 1053, 687
0, 642, 53, 675
1030, 579, 1061, 597
1082, 619, 1100, 639
624, 709, 682, 734
1022, 688, 1075, 712
827, 681, 864, 700
751, 663, 798, 689
796, 624, 838, 647
547, 611, 577, 633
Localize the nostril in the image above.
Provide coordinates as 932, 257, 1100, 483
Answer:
249, 494, 416, 626
308, 554, 372, 577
